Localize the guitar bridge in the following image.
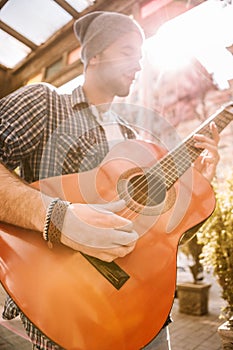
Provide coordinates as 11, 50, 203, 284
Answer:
81, 253, 130, 290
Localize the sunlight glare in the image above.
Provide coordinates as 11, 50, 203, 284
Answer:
145, 0, 233, 88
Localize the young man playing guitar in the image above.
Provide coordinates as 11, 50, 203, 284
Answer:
0, 11, 220, 350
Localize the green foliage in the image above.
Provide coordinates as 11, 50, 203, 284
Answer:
198, 176, 233, 320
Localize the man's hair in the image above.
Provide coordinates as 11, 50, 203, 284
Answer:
74, 11, 144, 68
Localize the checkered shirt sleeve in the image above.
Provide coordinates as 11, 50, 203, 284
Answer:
0, 84, 48, 171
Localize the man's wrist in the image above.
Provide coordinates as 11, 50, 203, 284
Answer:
43, 198, 71, 247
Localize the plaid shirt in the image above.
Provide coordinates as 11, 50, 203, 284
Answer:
0, 83, 136, 183
0, 83, 137, 349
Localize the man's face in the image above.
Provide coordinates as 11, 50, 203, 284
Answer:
94, 31, 143, 97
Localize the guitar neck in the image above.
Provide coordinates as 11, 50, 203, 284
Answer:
158, 103, 233, 189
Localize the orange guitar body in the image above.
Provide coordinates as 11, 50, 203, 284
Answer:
0, 139, 216, 350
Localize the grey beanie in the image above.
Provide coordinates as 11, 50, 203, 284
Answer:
74, 11, 144, 68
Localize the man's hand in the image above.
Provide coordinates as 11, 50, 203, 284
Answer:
60, 200, 138, 262
193, 122, 220, 182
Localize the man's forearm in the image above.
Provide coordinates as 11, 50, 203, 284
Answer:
0, 163, 51, 232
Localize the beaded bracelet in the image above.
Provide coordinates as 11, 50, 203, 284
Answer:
43, 198, 71, 247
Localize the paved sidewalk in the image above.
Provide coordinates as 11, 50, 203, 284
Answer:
0, 260, 225, 349
169, 267, 224, 350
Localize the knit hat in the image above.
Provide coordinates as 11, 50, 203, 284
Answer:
74, 11, 144, 68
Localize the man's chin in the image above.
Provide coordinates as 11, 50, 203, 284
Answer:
116, 88, 131, 98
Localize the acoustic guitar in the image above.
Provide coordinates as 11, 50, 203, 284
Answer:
0, 103, 233, 350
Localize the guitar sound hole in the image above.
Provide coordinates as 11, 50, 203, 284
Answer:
127, 173, 166, 207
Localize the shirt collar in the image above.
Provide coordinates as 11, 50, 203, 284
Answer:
71, 85, 112, 120
71, 85, 119, 125
71, 85, 88, 109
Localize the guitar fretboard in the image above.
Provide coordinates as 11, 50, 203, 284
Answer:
151, 104, 233, 190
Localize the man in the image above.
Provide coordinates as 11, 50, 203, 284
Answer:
0, 11, 220, 350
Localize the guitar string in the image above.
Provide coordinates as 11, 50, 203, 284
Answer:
113, 111, 232, 220
119, 143, 198, 219
114, 111, 233, 221
120, 125, 207, 216
110, 140, 197, 221
125, 106, 232, 208
136, 113, 232, 203
129, 111, 233, 199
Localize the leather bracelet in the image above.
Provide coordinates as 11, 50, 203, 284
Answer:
43, 198, 71, 247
